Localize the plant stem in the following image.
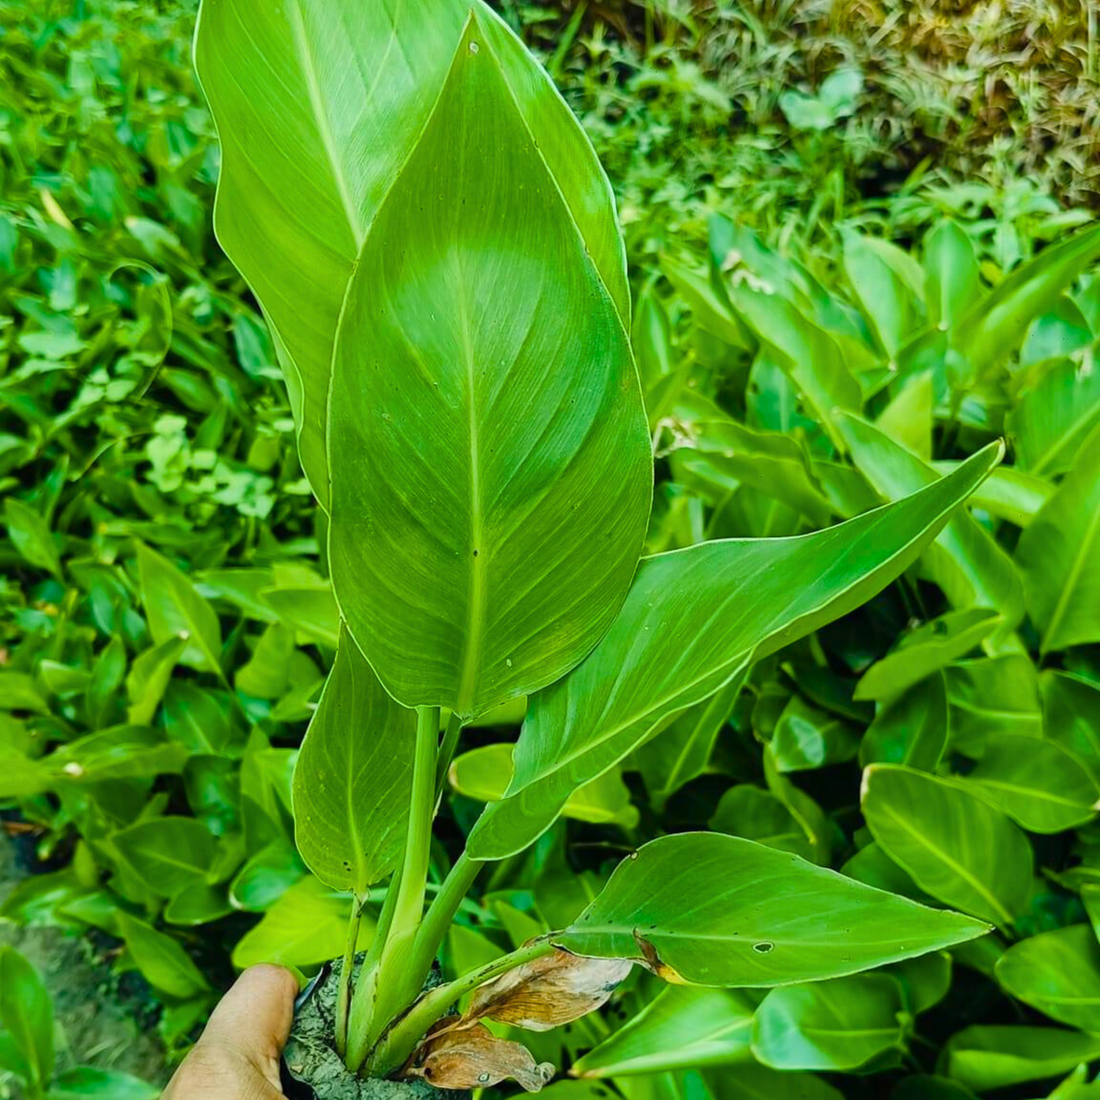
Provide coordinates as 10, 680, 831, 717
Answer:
410, 850, 482, 978
345, 704, 440, 1072
365, 937, 558, 1078
335, 896, 364, 1055
435, 710, 464, 796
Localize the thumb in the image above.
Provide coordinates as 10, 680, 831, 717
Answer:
198, 964, 299, 1080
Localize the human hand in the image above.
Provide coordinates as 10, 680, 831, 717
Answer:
162, 964, 298, 1100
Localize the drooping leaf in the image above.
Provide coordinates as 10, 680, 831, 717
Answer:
408, 1021, 555, 1092
293, 629, 416, 896
465, 951, 632, 1032
553, 833, 987, 986
996, 924, 1100, 1031
0, 948, 54, 1089
963, 732, 1100, 833
136, 543, 224, 677
467, 445, 1001, 860
1016, 427, 1100, 653
751, 973, 905, 1071
861, 765, 1033, 927
195, 0, 627, 503
570, 986, 756, 1078
327, 16, 651, 720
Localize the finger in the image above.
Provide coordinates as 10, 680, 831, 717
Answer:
197, 964, 299, 1074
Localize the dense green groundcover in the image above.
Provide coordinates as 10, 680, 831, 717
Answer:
5, 0, 1100, 1098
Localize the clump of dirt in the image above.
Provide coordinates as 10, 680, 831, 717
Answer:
0, 832, 169, 1089
284, 956, 462, 1100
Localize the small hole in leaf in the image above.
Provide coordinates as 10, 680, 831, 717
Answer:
753, 941, 774, 954
469, 40, 480, 53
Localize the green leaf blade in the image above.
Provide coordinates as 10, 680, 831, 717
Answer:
554, 833, 988, 987
327, 17, 651, 719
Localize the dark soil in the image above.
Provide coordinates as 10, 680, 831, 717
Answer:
284, 955, 462, 1100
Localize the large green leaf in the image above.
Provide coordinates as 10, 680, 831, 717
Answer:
1016, 427, 1100, 653
116, 913, 210, 1000
292, 629, 415, 897
113, 817, 217, 899
861, 765, 1033, 927
570, 986, 756, 1077
996, 924, 1100, 1031
751, 973, 906, 1071
466, 444, 1002, 859
194, 0, 627, 504
1009, 357, 1100, 476
553, 833, 987, 986
860, 675, 949, 771
326, 17, 651, 719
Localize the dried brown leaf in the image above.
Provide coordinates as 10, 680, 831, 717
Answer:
408, 1022, 555, 1092
466, 949, 633, 1032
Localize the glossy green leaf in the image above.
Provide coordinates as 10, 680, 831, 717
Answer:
634, 675, 745, 809
554, 833, 987, 986
964, 732, 1100, 833
860, 675, 949, 771
116, 912, 210, 1000
136, 543, 223, 677
293, 630, 415, 895
839, 414, 1024, 634
1042, 670, 1100, 778
327, 17, 650, 720
113, 817, 217, 898
467, 444, 1001, 860
448, 743, 637, 828
228, 837, 305, 912
1010, 357, 1100, 476
768, 695, 860, 772
195, 0, 626, 504
953, 225, 1100, 377
751, 973, 906, 1071
571, 986, 756, 1077
48, 1068, 159, 1100
1016, 428, 1100, 653
230, 875, 372, 970
5, 498, 61, 578
0, 948, 54, 1089
125, 635, 187, 726
235, 623, 295, 700
924, 220, 981, 329
861, 764, 1032, 927
996, 924, 1100, 1031
854, 610, 999, 702
942, 1027, 1100, 1093
945, 655, 1042, 751
164, 884, 233, 927
841, 228, 924, 357
709, 785, 813, 860
706, 1064, 843, 1100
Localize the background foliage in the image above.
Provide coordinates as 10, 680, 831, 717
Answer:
4, 0, 1100, 1098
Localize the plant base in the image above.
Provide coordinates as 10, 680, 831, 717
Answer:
283, 955, 463, 1100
